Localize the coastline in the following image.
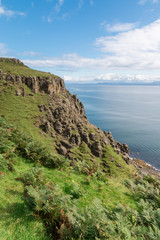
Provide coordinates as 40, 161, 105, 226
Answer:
132, 157, 160, 179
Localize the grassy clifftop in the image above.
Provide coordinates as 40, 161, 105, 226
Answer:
0, 57, 55, 77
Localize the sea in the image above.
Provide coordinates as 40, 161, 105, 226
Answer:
66, 84, 160, 170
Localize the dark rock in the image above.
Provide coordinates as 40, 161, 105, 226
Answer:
81, 132, 90, 144
70, 134, 81, 145
58, 145, 67, 155
107, 132, 114, 142
89, 132, 97, 141
100, 137, 109, 147
60, 140, 72, 149
116, 164, 122, 169
91, 141, 102, 157
120, 143, 130, 154
123, 153, 131, 165
63, 126, 72, 138
114, 148, 121, 155
54, 121, 62, 134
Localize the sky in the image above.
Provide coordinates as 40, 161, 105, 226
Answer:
1, 0, 160, 83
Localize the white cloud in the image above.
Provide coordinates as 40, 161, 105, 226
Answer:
23, 18, 160, 76
138, 0, 158, 4
0, 5, 25, 18
78, 0, 84, 9
0, 43, 9, 56
96, 73, 160, 83
55, 0, 64, 12
63, 74, 96, 83
20, 51, 41, 57
95, 18, 160, 70
103, 22, 138, 33
23, 53, 99, 69
63, 73, 160, 83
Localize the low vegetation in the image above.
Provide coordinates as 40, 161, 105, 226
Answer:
1, 117, 160, 239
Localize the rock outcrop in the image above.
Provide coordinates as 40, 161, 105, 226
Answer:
0, 60, 131, 163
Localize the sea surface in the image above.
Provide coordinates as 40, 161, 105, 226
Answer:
66, 84, 160, 170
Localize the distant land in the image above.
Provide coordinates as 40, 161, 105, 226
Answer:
67, 81, 160, 85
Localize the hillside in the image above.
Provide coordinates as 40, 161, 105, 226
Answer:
1, 58, 160, 239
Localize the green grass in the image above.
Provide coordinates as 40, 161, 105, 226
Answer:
101, 145, 136, 178
43, 167, 138, 210
0, 58, 56, 78
70, 143, 136, 178
0, 82, 56, 151
0, 158, 51, 240
0, 155, 137, 240
1, 117, 160, 239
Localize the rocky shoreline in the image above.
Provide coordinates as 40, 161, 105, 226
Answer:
132, 157, 160, 179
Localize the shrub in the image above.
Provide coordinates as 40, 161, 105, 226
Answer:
64, 181, 83, 199
20, 167, 47, 187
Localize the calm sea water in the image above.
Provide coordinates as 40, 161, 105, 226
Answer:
66, 84, 160, 169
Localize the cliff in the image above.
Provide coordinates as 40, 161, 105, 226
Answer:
2, 58, 160, 240
0, 58, 131, 171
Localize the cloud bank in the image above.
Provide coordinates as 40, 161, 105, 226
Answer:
23, 18, 160, 73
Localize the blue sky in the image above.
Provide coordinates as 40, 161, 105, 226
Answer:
1, 0, 160, 83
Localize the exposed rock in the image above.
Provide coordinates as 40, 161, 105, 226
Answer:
116, 163, 122, 169
54, 121, 62, 134
120, 143, 130, 154
63, 126, 72, 138
114, 148, 121, 155
91, 141, 102, 157
89, 132, 97, 141
58, 145, 67, 155
15, 87, 26, 97
123, 153, 132, 165
107, 131, 114, 142
70, 134, 81, 145
60, 140, 72, 149
0, 59, 134, 163
81, 132, 90, 144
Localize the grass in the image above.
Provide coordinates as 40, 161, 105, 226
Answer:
0, 82, 56, 151
0, 58, 56, 78
1, 117, 159, 239
70, 143, 136, 178
0, 158, 51, 240
0, 154, 137, 240
101, 145, 136, 178
43, 167, 138, 210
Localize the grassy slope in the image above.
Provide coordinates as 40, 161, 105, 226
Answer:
0, 59, 140, 239
0, 157, 137, 239
0, 76, 57, 152
0, 158, 51, 240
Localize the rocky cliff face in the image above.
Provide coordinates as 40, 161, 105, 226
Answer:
0, 59, 131, 164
